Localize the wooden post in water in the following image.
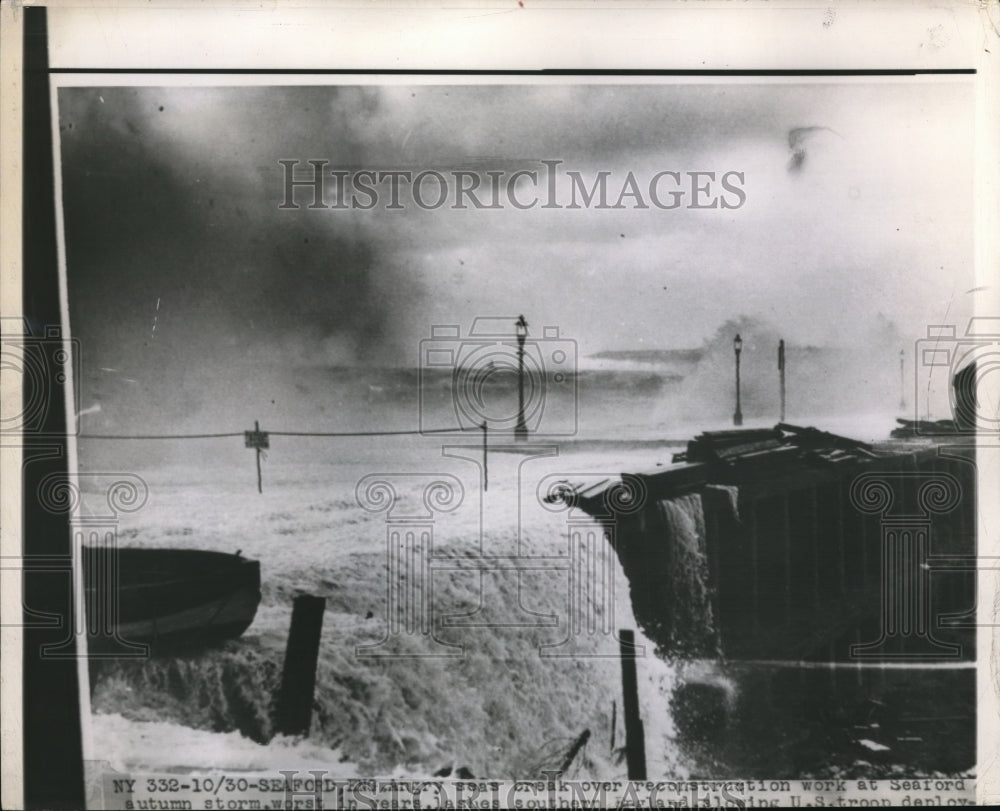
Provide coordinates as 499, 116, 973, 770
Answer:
275, 594, 326, 737
619, 629, 646, 780
610, 700, 616, 753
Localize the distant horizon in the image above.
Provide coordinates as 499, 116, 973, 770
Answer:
80, 341, 901, 374
75, 334, 928, 378
57, 81, 977, 439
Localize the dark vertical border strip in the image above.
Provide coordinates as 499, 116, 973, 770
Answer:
23, 7, 85, 809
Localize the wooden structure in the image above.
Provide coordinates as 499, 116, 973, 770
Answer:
562, 424, 976, 664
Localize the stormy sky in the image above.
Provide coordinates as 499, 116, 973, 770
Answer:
58, 81, 975, 400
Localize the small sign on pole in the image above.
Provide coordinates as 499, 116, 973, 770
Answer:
245, 420, 269, 493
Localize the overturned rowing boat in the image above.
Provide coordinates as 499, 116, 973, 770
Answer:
82, 546, 261, 655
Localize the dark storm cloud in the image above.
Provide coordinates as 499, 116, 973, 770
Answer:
59, 85, 419, 376
60, 82, 784, 380
59, 81, 974, 405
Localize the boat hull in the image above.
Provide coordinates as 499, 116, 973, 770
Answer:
82, 546, 261, 654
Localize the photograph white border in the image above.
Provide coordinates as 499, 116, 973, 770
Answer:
3, 1, 998, 807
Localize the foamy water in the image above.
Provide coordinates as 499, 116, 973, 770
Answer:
76, 347, 902, 783
81, 442, 694, 780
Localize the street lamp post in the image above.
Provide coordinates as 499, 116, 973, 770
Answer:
515, 315, 529, 441
733, 334, 744, 427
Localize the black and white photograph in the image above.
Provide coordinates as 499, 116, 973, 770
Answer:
3, 3, 999, 809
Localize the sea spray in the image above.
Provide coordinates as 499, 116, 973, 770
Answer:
88, 712, 363, 775
90, 564, 681, 778
90, 642, 281, 744
655, 494, 721, 659
87, 457, 687, 779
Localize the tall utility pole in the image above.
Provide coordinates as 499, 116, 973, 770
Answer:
255, 420, 263, 493
514, 315, 529, 441
899, 349, 906, 411
778, 339, 786, 422
733, 334, 744, 427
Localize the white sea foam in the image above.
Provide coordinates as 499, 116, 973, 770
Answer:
77, 350, 901, 779
83, 444, 689, 780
